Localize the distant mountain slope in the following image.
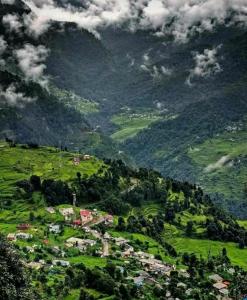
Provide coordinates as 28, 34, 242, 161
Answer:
45, 25, 247, 217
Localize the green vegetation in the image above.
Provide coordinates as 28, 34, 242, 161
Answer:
0, 141, 103, 198
110, 110, 164, 142
0, 143, 247, 300
188, 126, 247, 201
50, 85, 99, 115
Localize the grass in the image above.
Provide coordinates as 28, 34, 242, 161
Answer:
164, 223, 247, 269
0, 142, 104, 197
188, 127, 247, 201
50, 84, 99, 115
110, 111, 162, 142
67, 256, 108, 268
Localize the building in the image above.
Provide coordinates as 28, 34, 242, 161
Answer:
52, 260, 70, 267
73, 157, 80, 165
114, 237, 129, 246
83, 154, 91, 160
213, 282, 227, 290
59, 207, 74, 220
80, 210, 93, 224
104, 214, 114, 224
17, 223, 30, 230
27, 262, 42, 270
66, 237, 96, 251
73, 219, 82, 226
209, 274, 223, 282
7, 233, 16, 241
16, 232, 33, 240
49, 224, 61, 234
103, 232, 111, 240
46, 207, 55, 214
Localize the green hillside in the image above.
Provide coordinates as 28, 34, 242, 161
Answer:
0, 143, 247, 299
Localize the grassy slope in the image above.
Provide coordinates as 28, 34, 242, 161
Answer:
110, 111, 164, 142
188, 127, 247, 202
0, 141, 103, 197
0, 143, 247, 273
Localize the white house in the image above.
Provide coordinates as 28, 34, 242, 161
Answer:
66, 237, 96, 251
49, 224, 61, 234
16, 232, 33, 240
7, 233, 16, 241
46, 207, 55, 214
59, 207, 74, 220
52, 260, 70, 267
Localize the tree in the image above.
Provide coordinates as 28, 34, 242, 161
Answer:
116, 217, 126, 231
76, 172, 82, 184
0, 235, 35, 300
30, 175, 41, 191
185, 221, 194, 237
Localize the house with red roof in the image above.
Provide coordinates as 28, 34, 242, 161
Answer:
17, 223, 30, 230
73, 219, 82, 227
80, 210, 93, 224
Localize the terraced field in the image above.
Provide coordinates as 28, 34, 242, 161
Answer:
188, 127, 247, 208
110, 111, 163, 142
0, 142, 104, 198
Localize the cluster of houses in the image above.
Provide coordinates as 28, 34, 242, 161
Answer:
208, 274, 231, 299
73, 154, 92, 165
56, 207, 113, 226
66, 237, 96, 252
7, 223, 33, 242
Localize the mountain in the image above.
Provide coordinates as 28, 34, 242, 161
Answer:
0, 142, 247, 299
43, 25, 247, 218
0, 1, 246, 216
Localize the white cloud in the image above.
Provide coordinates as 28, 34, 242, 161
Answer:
0, 36, 7, 55
0, 84, 35, 107
1, 0, 15, 4
186, 45, 222, 85
2, 14, 22, 33
140, 51, 172, 80
14, 44, 49, 85
21, 0, 247, 41
204, 155, 232, 172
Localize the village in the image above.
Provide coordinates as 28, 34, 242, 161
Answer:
5, 204, 235, 300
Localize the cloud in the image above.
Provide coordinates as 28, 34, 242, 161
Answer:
2, 14, 22, 33
0, 36, 7, 55
21, 0, 247, 41
0, 84, 35, 107
186, 45, 222, 85
204, 155, 232, 172
14, 44, 49, 85
0, 36, 7, 66
140, 51, 172, 80
1, 0, 15, 4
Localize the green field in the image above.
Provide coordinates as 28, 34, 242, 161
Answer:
188, 128, 247, 201
164, 223, 247, 269
50, 85, 99, 115
110, 111, 163, 142
0, 142, 103, 198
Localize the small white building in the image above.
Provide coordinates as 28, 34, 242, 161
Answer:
66, 237, 96, 251
52, 260, 70, 267
59, 207, 74, 220
27, 262, 42, 270
49, 224, 61, 234
16, 232, 33, 240
209, 274, 223, 282
115, 237, 129, 246
46, 207, 55, 214
7, 233, 16, 241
